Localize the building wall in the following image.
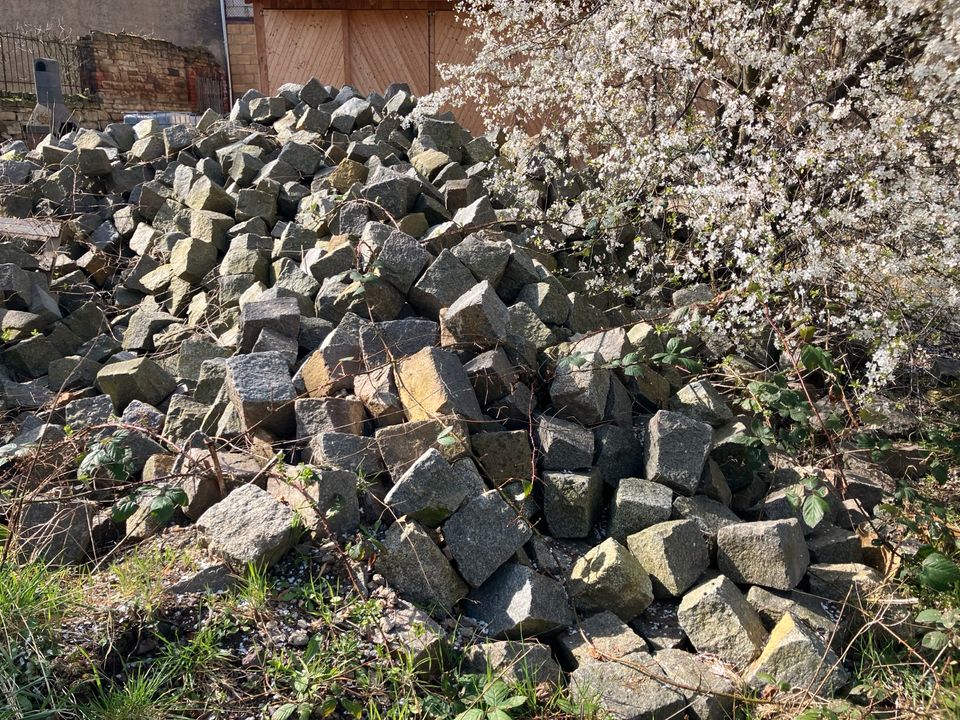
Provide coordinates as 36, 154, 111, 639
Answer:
87, 32, 224, 112
2, 0, 226, 64
227, 22, 261, 97
0, 33, 226, 141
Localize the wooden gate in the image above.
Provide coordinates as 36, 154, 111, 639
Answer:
253, 4, 484, 132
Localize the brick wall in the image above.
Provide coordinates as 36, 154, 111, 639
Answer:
86, 32, 225, 114
228, 22, 261, 96
0, 31, 225, 142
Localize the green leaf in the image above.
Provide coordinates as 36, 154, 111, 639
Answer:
483, 680, 510, 706
802, 494, 829, 528
922, 630, 949, 651
753, 671, 779, 687
455, 710, 485, 720
919, 553, 960, 592
498, 695, 527, 710
487, 710, 512, 720
168, 487, 188, 506
272, 704, 298, 720
799, 344, 834, 373
149, 494, 175, 524
111, 495, 139, 523
915, 609, 943, 624
622, 352, 639, 365
623, 364, 644, 377
785, 490, 801, 509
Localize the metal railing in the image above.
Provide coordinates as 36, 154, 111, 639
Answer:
0, 31, 87, 96
195, 72, 229, 113
225, 0, 254, 21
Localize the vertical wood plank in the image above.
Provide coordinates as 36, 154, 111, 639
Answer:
263, 9, 345, 87
349, 10, 429, 96
427, 9, 435, 93
342, 9, 352, 86
253, 0, 270, 93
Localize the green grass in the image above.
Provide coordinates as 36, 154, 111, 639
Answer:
0, 562, 78, 720
109, 546, 190, 611
80, 668, 181, 720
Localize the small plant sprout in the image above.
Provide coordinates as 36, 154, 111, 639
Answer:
785, 476, 832, 529
651, 337, 701, 373
609, 351, 644, 377
456, 677, 527, 720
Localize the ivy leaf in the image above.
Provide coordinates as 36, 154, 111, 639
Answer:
802, 494, 829, 529
624, 364, 644, 377
919, 553, 960, 592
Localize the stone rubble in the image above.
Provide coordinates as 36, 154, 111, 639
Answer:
0, 78, 901, 714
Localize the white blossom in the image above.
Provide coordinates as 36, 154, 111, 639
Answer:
423, 0, 960, 392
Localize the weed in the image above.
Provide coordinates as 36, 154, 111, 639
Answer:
80, 668, 180, 720
651, 336, 702, 373
236, 562, 272, 611
110, 546, 185, 612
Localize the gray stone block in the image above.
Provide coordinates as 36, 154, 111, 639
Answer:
444, 489, 532, 587
224, 351, 296, 436
383, 448, 468, 527
376, 517, 467, 611
627, 519, 710, 598
677, 575, 767, 666
537, 415, 594, 471
717, 519, 809, 591
466, 563, 573, 639
197, 484, 295, 568
644, 410, 713, 495
568, 538, 654, 621
608, 478, 673, 543
542, 470, 603, 538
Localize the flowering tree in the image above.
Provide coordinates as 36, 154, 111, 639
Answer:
422, 0, 960, 392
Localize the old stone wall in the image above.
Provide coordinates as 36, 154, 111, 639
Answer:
0, 32, 226, 142
2, 0, 225, 65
